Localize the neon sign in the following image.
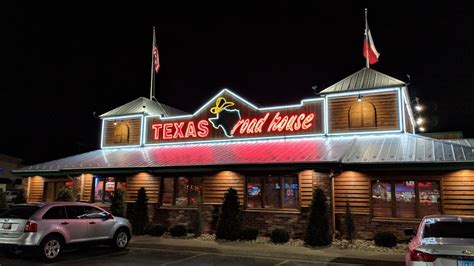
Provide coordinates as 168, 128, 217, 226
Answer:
145, 89, 324, 144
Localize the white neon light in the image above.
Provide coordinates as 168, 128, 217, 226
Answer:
143, 133, 326, 147
325, 87, 399, 99
401, 88, 416, 133
208, 109, 241, 138
101, 114, 144, 149
323, 95, 329, 135
326, 87, 403, 136
397, 88, 404, 132
327, 130, 402, 136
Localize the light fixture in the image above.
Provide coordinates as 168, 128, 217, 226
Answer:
357, 94, 363, 102
419, 127, 425, 132
416, 118, 423, 125
113, 120, 117, 126
415, 105, 422, 111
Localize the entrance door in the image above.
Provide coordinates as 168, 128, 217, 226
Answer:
44, 182, 66, 202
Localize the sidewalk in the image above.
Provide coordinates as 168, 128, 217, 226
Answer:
129, 236, 405, 265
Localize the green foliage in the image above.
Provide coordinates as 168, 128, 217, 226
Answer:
192, 193, 203, 238
271, 228, 290, 244
145, 224, 167, 237
374, 232, 397, 247
216, 188, 242, 241
55, 187, 74, 202
0, 188, 7, 209
305, 187, 332, 246
14, 189, 27, 204
130, 187, 149, 235
170, 224, 187, 237
240, 228, 259, 241
343, 200, 355, 242
110, 189, 126, 217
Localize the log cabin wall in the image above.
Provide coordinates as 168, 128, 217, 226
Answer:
27, 176, 44, 202
80, 174, 93, 202
203, 171, 245, 204
102, 117, 142, 147
126, 172, 160, 203
333, 171, 370, 214
328, 91, 400, 133
299, 170, 314, 207
442, 170, 474, 216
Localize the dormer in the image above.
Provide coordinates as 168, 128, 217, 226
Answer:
100, 97, 187, 148
320, 67, 415, 135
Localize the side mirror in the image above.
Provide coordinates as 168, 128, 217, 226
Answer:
404, 228, 416, 237
103, 213, 113, 220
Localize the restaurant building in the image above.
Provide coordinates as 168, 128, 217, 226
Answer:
13, 68, 474, 239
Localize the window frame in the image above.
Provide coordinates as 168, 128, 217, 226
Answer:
370, 179, 442, 219
245, 174, 299, 210
91, 176, 126, 203
160, 176, 202, 207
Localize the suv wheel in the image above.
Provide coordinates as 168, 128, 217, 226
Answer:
111, 228, 129, 250
38, 235, 63, 261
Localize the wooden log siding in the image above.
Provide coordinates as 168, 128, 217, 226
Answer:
103, 117, 142, 147
81, 174, 93, 202
328, 92, 399, 133
203, 171, 244, 204
126, 173, 160, 203
442, 170, 474, 215
299, 170, 315, 207
27, 176, 44, 202
334, 171, 370, 214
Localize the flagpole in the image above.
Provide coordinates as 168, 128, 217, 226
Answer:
365, 8, 370, 69
150, 27, 156, 100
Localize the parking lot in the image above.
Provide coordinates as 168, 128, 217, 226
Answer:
0, 245, 364, 265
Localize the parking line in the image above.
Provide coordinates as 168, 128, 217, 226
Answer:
275, 260, 289, 265
161, 253, 205, 265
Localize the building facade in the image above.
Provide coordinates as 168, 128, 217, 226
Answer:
13, 68, 474, 240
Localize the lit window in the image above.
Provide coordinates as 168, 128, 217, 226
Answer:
93, 176, 126, 203
161, 177, 202, 206
246, 175, 299, 209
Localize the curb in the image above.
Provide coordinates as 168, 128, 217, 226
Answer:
128, 242, 405, 266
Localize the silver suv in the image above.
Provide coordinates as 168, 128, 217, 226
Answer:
0, 202, 132, 261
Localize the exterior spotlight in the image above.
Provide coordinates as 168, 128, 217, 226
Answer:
419, 127, 425, 132
113, 121, 117, 126
357, 94, 363, 102
416, 118, 423, 125
415, 105, 422, 111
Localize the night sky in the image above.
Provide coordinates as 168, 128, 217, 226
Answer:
1, 2, 473, 165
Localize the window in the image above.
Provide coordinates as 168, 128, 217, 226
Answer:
43, 206, 67, 219
114, 123, 130, 144
371, 180, 441, 218
65, 206, 85, 219
82, 206, 108, 219
246, 175, 299, 209
161, 177, 202, 207
349, 101, 376, 128
93, 176, 126, 203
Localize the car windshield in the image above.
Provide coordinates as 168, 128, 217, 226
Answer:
0, 206, 40, 219
423, 221, 474, 238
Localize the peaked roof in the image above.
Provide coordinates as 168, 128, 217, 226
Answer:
99, 97, 188, 118
319, 68, 406, 94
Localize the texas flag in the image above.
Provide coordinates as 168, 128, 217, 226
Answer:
363, 29, 380, 64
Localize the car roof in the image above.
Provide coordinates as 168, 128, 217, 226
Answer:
422, 215, 474, 222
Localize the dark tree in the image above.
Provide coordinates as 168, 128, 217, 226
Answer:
216, 188, 242, 241
305, 187, 332, 246
14, 189, 27, 204
130, 187, 149, 235
192, 192, 203, 237
55, 187, 74, 202
110, 189, 126, 217
0, 188, 7, 209
343, 200, 355, 242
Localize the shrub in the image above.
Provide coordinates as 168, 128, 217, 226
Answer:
271, 228, 289, 244
14, 189, 26, 204
55, 187, 74, 202
216, 188, 242, 241
374, 232, 397, 248
343, 200, 355, 242
0, 188, 7, 209
192, 193, 203, 237
110, 189, 126, 217
170, 224, 187, 237
305, 188, 332, 246
240, 228, 259, 241
130, 187, 149, 235
145, 224, 167, 237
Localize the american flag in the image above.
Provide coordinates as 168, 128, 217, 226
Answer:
153, 30, 160, 73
